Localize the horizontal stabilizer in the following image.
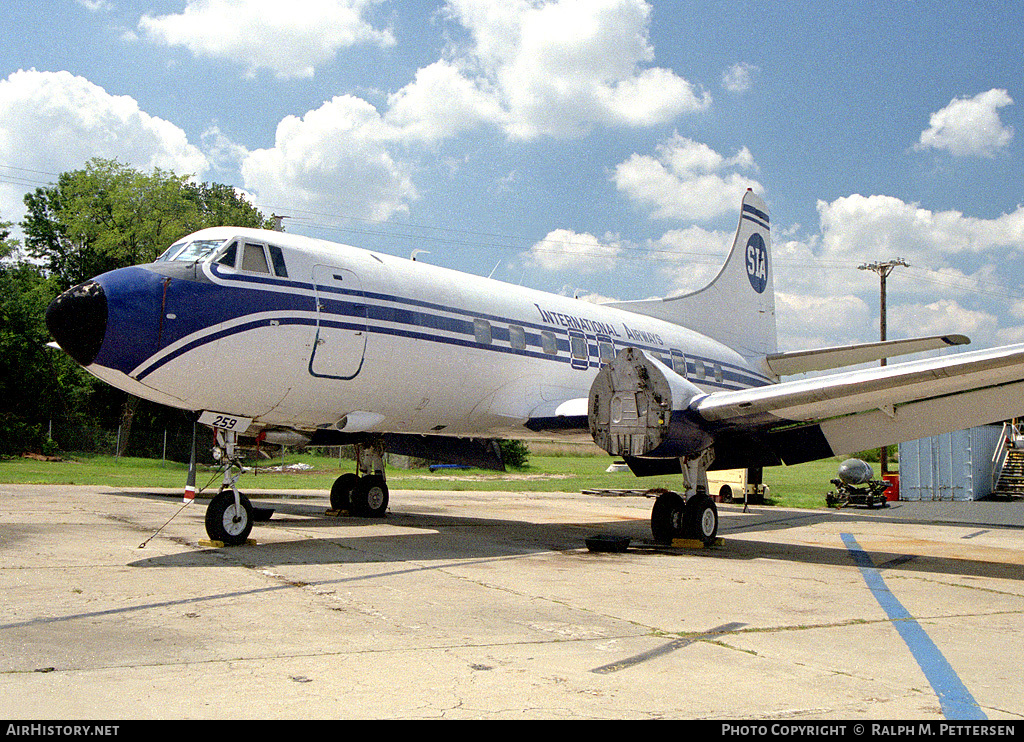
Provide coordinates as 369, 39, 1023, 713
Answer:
764, 334, 970, 376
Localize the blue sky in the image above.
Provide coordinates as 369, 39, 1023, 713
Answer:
1, 0, 1021, 354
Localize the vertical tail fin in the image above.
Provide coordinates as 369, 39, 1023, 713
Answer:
608, 189, 776, 359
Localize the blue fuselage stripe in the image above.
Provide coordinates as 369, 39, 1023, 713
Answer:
110, 266, 774, 390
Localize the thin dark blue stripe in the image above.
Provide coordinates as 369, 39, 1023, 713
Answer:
743, 203, 770, 224
841, 533, 987, 720
135, 313, 754, 393
742, 213, 770, 231
207, 266, 776, 384
128, 269, 775, 388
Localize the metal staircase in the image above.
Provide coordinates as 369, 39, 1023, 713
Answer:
991, 422, 1024, 499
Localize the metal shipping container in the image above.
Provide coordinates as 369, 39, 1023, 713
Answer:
897, 425, 1003, 501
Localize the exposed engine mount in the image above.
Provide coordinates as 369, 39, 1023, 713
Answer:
588, 347, 713, 460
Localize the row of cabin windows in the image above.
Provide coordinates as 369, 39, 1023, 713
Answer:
475, 319, 560, 355
472, 318, 724, 381
217, 240, 289, 278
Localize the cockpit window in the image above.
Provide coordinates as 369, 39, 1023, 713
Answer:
241, 242, 270, 273
156, 240, 187, 262
268, 244, 288, 278
156, 239, 226, 263
216, 241, 238, 268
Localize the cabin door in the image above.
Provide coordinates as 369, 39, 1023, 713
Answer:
309, 265, 367, 380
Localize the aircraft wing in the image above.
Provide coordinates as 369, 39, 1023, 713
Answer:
524, 397, 590, 434
695, 342, 1024, 466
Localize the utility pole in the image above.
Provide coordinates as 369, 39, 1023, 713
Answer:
858, 258, 909, 476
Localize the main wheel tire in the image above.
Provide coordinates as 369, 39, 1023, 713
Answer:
330, 473, 360, 511
205, 490, 254, 546
684, 493, 718, 545
650, 492, 686, 544
350, 475, 389, 518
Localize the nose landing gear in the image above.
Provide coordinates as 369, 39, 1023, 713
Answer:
203, 428, 254, 546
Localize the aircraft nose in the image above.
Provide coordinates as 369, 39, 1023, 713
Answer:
46, 280, 108, 366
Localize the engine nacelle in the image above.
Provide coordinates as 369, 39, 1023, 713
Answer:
588, 347, 713, 459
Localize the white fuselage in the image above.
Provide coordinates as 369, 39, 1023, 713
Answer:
83, 227, 775, 439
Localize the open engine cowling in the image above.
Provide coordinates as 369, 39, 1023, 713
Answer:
588, 347, 713, 459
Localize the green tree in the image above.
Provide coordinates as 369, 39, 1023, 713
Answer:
22, 158, 271, 289
0, 218, 17, 260
12, 159, 272, 457
0, 220, 96, 455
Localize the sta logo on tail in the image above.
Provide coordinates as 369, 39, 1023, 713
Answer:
746, 233, 768, 294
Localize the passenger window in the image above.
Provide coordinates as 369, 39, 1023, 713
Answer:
509, 325, 526, 350
671, 350, 687, 377
570, 334, 588, 360
714, 364, 724, 383
541, 331, 558, 355
268, 244, 288, 277
241, 242, 270, 273
474, 319, 492, 345
694, 359, 706, 380
599, 340, 614, 363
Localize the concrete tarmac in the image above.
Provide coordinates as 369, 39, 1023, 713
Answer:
1, 483, 1022, 720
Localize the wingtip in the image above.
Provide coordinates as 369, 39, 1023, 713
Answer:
943, 334, 971, 346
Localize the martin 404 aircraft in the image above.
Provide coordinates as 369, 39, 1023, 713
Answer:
46, 190, 1024, 546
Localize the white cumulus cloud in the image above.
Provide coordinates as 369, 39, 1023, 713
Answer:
137, 0, 395, 79
439, 0, 710, 140
0, 69, 209, 222
525, 228, 623, 273
613, 134, 762, 221
770, 193, 1024, 349
239, 95, 417, 222
915, 88, 1014, 158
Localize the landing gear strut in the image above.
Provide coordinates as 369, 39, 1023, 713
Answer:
649, 449, 719, 546
329, 438, 389, 518
204, 428, 254, 545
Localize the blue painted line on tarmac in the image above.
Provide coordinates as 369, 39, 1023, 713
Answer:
841, 533, 987, 720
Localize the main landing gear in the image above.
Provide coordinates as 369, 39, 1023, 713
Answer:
649, 449, 719, 546
329, 439, 389, 518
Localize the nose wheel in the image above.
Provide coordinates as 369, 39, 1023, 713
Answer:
202, 427, 255, 545
205, 489, 254, 546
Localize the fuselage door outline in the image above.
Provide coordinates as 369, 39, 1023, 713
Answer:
309, 264, 367, 381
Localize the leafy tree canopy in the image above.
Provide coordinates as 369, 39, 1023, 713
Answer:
0, 219, 18, 260
21, 158, 272, 289
2, 160, 272, 456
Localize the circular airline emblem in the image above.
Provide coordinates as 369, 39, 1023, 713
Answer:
745, 233, 768, 294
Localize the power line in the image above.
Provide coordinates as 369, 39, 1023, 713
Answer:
2, 161, 1022, 300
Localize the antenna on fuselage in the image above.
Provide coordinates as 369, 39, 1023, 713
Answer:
411, 249, 430, 262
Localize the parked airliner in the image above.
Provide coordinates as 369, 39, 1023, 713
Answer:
46, 190, 1024, 545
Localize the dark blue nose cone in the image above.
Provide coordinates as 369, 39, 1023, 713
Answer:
46, 280, 107, 366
